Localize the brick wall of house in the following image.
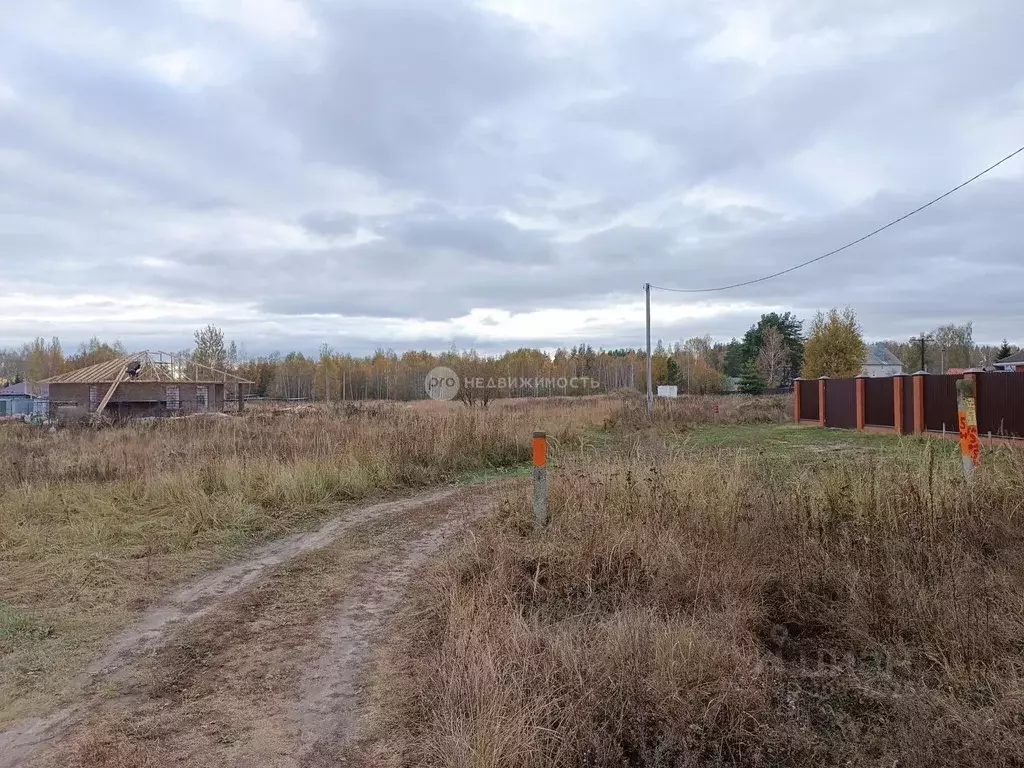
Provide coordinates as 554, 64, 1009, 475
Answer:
48, 382, 225, 413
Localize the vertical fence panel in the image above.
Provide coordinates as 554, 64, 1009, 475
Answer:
800, 381, 819, 421
924, 374, 961, 433
824, 379, 857, 429
864, 377, 895, 427
901, 377, 915, 434
977, 373, 1024, 438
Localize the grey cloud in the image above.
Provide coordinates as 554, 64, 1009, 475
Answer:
387, 213, 554, 264
300, 211, 361, 236
570, 226, 678, 266
0, 8, 320, 214
262, 0, 548, 193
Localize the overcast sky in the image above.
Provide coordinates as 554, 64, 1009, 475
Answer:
2, 0, 1022, 356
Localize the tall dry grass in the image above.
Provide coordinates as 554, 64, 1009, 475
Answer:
0, 397, 616, 722
604, 394, 793, 431
368, 439, 1024, 766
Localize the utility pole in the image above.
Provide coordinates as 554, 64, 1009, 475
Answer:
919, 333, 928, 373
645, 283, 653, 415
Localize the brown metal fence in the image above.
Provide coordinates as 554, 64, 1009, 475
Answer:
824, 379, 857, 429
901, 376, 915, 433
976, 373, 1024, 438
864, 377, 895, 427
797, 372, 1023, 440
800, 381, 819, 421
924, 374, 961, 433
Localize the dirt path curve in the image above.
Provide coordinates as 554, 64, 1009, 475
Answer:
0, 483, 507, 768
294, 516, 465, 765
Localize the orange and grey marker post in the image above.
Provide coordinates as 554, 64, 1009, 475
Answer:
533, 430, 549, 528
956, 376, 981, 478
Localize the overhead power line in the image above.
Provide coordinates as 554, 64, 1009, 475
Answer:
649, 144, 1024, 294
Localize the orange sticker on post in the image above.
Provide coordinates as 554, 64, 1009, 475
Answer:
532, 431, 547, 468
958, 399, 981, 467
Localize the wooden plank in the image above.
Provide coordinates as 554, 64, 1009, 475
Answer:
94, 366, 129, 416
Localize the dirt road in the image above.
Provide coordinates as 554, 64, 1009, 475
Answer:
0, 481, 512, 767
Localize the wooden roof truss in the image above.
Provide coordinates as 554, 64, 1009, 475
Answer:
42, 351, 254, 385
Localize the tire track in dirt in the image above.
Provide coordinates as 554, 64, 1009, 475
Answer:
294, 516, 468, 766
0, 485, 485, 768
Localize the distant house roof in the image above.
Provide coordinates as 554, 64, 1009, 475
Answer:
0, 382, 31, 397
864, 343, 903, 367
0, 381, 47, 398
996, 350, 1024, 365
42, 351, 253, 385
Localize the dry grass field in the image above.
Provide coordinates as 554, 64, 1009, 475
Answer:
0, 397, 615, 724
364, 406, 1024, 767
8, 392, 1023, 767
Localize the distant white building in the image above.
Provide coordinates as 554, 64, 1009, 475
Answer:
994, 350, 1024, 372
861, 343, 904, 378
0, 381, 48, 418
657, 385, 678, 398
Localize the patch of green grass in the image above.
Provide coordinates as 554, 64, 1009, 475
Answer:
678, 423, 948, 456
458, 464, 533, 485
0, 602, 51, 653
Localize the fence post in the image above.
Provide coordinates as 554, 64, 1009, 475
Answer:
956, 376, 981, 477
532, 431, 549, 529
855, 375, 867, 431
818, 377, 828, 428
893, 375, 904, 435
793, 378, 802, 423
912, 371, 926, 435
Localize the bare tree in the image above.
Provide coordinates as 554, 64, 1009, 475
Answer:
0, 347, 26, 384
756, 327, 790, 388
933, 322, 974, 370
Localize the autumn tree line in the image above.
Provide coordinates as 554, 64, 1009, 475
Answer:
1, 316, 1019, 401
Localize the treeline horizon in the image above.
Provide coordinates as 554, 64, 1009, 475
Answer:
1, 316, 1019, 401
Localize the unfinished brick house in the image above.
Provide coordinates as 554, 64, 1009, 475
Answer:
43, 351, 253, 419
